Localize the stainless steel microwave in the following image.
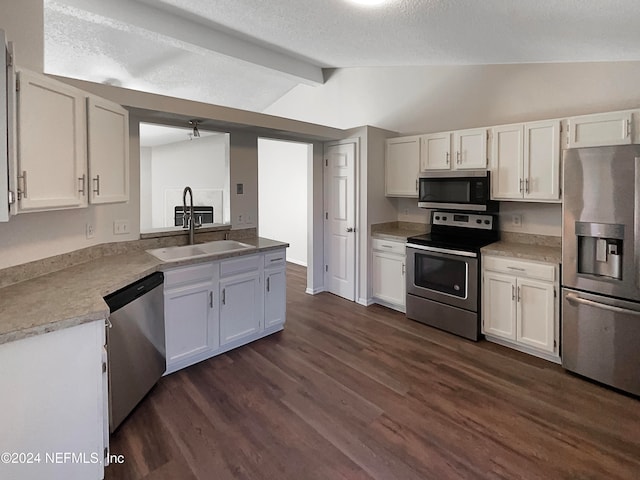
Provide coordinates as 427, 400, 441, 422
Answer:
418, 170, 494, 211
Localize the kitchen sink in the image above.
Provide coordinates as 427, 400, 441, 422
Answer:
147, 240, 254, 262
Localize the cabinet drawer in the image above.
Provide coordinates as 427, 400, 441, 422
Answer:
164, 262, 216, 288
220, 254, 261, 277
264, 249, 286, 268
371, 238, 406, 256
483, 255, 555, 282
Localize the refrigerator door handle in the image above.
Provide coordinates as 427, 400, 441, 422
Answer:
566, 293, 640, 316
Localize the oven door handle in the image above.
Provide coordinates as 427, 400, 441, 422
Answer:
406, 244, 477, 258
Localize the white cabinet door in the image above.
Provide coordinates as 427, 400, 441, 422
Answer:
482, 271, 516, 340
516, 277, 555, 353
372, 250, 405, 310
385, 136, 420, 197
264, 267, 286, 328
220, 272, 263, 346
87, 97, 129, 204
420, 132, 452, 171
16, 70, 87, 212
567, 111, 633, 148
165, 280, 216, 370
453, 128, 488, 169
524, 120, 561, 201
0, 321, 105, 480
491, 124, 524, 199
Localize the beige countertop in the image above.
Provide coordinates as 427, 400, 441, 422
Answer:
371, 221, 429, 242
0, 237, 288, 346
481, 241, 562, 264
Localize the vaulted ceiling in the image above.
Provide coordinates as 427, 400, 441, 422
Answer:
44, 0, 640, 114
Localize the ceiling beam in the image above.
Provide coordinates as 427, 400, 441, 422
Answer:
47, 0, 325, 85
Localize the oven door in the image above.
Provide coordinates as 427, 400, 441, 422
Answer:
406, 244, 478, 311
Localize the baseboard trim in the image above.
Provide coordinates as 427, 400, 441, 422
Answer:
305, 286, 325, 295
357, 297, 374, 307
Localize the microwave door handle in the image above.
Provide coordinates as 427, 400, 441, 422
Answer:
565, 293, 640, 316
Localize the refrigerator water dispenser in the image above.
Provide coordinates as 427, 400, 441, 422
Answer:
576, 222, 623, 280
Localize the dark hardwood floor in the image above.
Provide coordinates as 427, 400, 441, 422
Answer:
105, 263, 640, 480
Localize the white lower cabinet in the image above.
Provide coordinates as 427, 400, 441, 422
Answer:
371, 238, 406, 312
164, 248, 286, 373
264, 252, 287, 328
164, 263, 217, 374
0, 321, 107, 480
482, 255, 559, 362
220, 271, 263, 346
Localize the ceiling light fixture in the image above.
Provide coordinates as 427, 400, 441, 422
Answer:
189, 119, 201, 138
349, 0, 388, 6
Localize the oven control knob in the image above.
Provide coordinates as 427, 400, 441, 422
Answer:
476, 219, 482, 224
442, 216, 448, 221
484, 220, 490, 225
435, 216, 440, 220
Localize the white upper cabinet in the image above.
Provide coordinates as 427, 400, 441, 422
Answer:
452, 128, 488, 169
87, 97, 129, 204
11, 68, 129, 215
566, 111, 634, 148
15, 70, 88, 212
524, 120, 560, 201
491, 124, 524, 199
420, 132, 452, 171
385, 136, 420, 197
491, 120, 560, 202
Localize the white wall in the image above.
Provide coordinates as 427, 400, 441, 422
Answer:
258, 138, 309, 265
146, 134, 229, 229
265, 63, 640, 133
498, 202, 562, 236
139, 146, 152, 230
1, 0, 43, 72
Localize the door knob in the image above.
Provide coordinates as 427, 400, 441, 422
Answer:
346, 227, 354, 232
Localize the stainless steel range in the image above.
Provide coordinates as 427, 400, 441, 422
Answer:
406, 211, 499, 341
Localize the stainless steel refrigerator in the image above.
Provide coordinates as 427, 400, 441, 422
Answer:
562, 145, 640, 396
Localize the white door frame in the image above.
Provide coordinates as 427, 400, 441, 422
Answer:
323, 138, 360, 302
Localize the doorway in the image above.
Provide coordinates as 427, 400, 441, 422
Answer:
257, 138, 311, 266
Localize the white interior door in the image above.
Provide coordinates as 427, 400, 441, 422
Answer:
325, 142, 356, 301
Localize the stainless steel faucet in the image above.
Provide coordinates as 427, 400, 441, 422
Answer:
182, 186, 198, 245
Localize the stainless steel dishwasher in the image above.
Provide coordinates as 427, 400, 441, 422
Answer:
104, 272, 165, 432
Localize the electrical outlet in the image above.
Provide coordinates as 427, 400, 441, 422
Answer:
113, 220, 130, 235
237, 214, 243, 224
511, 214, 522, 228
86, 223, 95, 239
246, 214, 253, 224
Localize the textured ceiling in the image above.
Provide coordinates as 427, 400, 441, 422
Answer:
44, 0, 640, 114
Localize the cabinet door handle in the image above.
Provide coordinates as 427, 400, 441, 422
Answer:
78, 174, 86, 195
511, 285, 515, 301
18, 170, 27, 199
402, 263, 405, 276
525, 178, 530, 194
209, 291, 213, 308
222, 288, 226, 305
507, 266, 526, 272
456, 151, 461, 164
415, 178, 418, 191
93, 175, 101, 196
626, 119, 632, 138
517, 286, 521, 302
267, 277, 270, 292
270, 258, 283, 262
519, 178, 523, 193
446, 151, 450, 164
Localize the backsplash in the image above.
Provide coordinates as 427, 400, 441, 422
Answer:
0, 228, 256, 289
